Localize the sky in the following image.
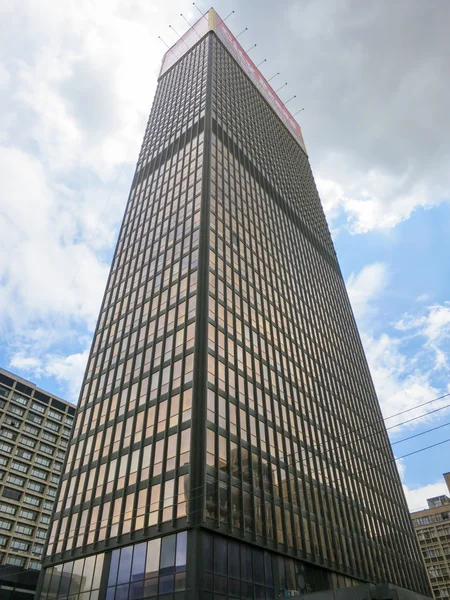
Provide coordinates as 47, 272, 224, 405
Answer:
1, 0, 449, 512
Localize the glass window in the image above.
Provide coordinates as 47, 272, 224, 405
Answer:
0, 502, 16, 515
70, 558, 84, 594
5, 556, 25, 567
228, 541, 240, 578
176, 530, 187, 572
160, 534, 176, 576
81, 555, 97, 592
12, 393, 28, 405
16, 523, 34, 536
214, 535, 227, 576
92, 553, 104, 589
131, 542, 147, 581
117, 545, 133, 585
145, 538, 161, 578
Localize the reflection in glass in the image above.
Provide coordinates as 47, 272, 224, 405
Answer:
81, 555, 96, 592
175, 530, 187, 571
117, 546, 133, 585
160, 534, 176, 575
115, 583, 129, 600
129, 579, 144, 599
69, 558, 83, 594
108, 550, 120, 587
59, 560, 73, 596
92, 551, 104, 589
159, 574, 174, 594
145, 537, 161, 578
131, 542, 146, 581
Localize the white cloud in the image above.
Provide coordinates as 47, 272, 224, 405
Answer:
346, 264, 448, 427
316, 166, 441, 234
404, 480, 449, 512
0, 146, 111, 328
395, 301, 450, 371
396, 458, 448, 512
0, 63, 11, 89
361, 332, 441, 427
11, 348, 89, 402
0, 0, 202, 399
346, 262, 388, 321
285, 0, 450, 235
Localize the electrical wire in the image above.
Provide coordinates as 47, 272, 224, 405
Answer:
2, 391, 444, 551
391, 419, 450, 445
384, 391, 450, 421
386, 401, 450, 431
2, 386, 450, 552
21, 415, 450, 550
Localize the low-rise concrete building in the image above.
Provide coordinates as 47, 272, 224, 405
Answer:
411, 473, 450, 600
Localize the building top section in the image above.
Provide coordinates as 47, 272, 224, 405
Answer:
0, 367, 76, 414
159, 8, 307, 155
445, 472, 450, 493
410, 473, 450, 518
427, 495, 450, 509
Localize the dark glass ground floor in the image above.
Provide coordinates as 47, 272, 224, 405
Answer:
36, 527, 363, 600
0, 566, 39, 600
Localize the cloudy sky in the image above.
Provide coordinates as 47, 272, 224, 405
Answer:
1, 0, 449, 511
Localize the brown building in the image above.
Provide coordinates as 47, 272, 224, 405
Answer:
411, 473, 450, 600
36, 8, 431, 600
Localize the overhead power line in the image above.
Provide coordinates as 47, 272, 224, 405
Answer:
25, 432, 450, 550
391, 418, 450, 446
27, 399, 450, 546
384, 391, 450, 421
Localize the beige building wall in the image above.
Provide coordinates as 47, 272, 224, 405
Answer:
411, 474, 450, 600
0, 368, 74, 575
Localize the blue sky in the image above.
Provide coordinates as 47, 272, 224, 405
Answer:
1, 0, 449, 511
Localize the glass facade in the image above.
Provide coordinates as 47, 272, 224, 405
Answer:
39, 532, 187, 600
37, 9, 430, 600
202, 33, 429, 594
44, 36, 207, 561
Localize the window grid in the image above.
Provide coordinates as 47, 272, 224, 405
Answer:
0, 370, 75, 571
45, 36, 209, 560
36, 22, 429, 599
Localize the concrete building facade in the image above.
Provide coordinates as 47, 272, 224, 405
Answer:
411, 473, 450, 600
0, 368, 75, 600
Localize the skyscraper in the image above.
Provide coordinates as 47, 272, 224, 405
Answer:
36, 9, 430, 600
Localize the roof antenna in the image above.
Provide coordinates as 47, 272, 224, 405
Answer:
267, 72, 279, 82
158, 36, 170, 48
223, 10, 235, 21
180, 13, 193, 27
293, 108, 305, 116
256, 58, 266, 68
192, 2, 204, 17
169, 24, 182, 38
246, 43, 257, 53
284, 95, 296, 106
181, 12, 202, 39
236, 27, 248, 39
275, 82, 287, 93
